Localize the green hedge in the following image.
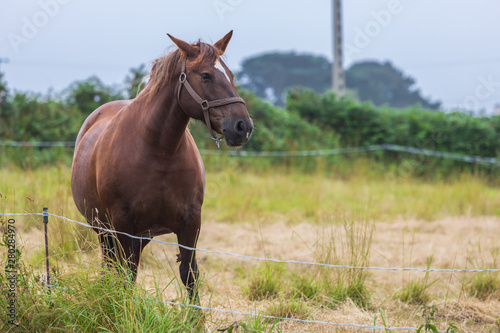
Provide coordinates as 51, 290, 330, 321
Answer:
0, 92, 83, 142
2, 85, 500, 176
287, 89, 500, 158
0, 92, 84, 167
0, 89, 338, 169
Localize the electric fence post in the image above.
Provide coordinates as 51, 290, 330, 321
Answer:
43, 207, 51, 292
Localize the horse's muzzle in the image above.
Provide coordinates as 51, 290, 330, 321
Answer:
223, 118, 254, 147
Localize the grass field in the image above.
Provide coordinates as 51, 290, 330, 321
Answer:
1, 162, 500, 332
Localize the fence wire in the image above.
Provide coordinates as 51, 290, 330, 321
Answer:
2, 212, 498, 273
150, 299, 441, 332
1, 140, 500, 166
0, 140, 75, 147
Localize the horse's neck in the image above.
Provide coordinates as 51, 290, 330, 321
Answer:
134, 84, 190, 154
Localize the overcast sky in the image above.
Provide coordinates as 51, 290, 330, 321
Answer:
1, 0, 500, 112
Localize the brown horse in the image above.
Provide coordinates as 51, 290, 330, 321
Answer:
71, 31, 253, 298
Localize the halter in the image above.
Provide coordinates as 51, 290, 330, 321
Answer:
176, 57, 246, 148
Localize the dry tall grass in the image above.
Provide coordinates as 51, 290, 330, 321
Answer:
1, 165, 499, 332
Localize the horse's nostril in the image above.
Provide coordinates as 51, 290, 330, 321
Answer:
235, 120, 246, 134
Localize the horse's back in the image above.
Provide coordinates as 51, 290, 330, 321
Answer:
74, 100, 130, 149
71, 100, 131, 223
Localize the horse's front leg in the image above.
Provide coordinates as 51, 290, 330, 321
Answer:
177, 220, 201, 301
98, 233, 134, 281
98, 219, 150, 284
123, 236, 151, 283
99, 233, 120, 269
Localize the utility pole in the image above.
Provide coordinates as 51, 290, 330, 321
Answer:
332, 0, 345, 98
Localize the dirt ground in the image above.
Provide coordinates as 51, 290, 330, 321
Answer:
17, 215, 500, 332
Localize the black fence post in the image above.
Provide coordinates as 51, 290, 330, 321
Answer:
43, 207, 50, 291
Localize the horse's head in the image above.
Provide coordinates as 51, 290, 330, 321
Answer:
167, 31, 253, 147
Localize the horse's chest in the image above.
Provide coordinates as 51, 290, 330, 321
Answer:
130, 177, 203, 233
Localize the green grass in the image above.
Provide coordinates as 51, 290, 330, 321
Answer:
466, 272, 500, 300
316, 217, 373, 309
0, 244, 281, 333
0, 263, 204, 332
394, 257, 438, 304
240, 216, 373, 310
203, 160, 500, 223
289, 274, 319, 300
464, 245, 500, 300
2, 162, 500, 227
217, 313, 281, 333
0, 164, 75, 219
265, 299, 310, 321
242, 263, 287, 301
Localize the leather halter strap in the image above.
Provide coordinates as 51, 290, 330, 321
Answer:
176, 57, 245, 147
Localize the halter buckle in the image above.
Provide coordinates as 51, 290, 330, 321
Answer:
179, 72, 187, 83
200, 100, 209, 110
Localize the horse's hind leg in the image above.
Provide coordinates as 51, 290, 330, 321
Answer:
177, 228, 200, 301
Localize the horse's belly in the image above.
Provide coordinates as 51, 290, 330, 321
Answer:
137, 225, 173, 238
71, 139, 103, 221
129, 180, 203, 236
71, 101, 127, 223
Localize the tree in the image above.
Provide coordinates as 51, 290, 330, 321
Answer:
124, 64, 148, 99
0, 71, 12, 138
63, 76, 124, 116
238, 52, 331, 106
0, 73, 83, 142
238, 52, 441, 110
345, 61, 441, 110
0, 71, 8, 107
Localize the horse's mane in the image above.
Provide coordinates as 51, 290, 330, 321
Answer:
147, 40, 220, 100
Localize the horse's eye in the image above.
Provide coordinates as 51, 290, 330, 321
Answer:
201, 73, 213, 83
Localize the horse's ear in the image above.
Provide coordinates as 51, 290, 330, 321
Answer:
167, 33, 198, 58
214, 30, 233, 55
